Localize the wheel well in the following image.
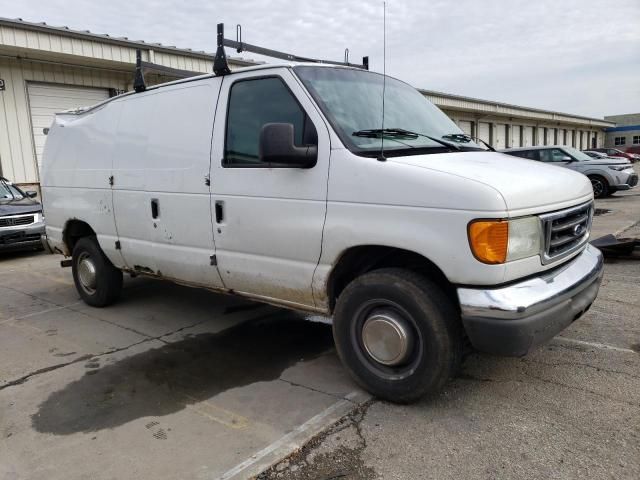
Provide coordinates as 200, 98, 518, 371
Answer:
588, 174, 608, 183
327, 246, 457, 312
62, 220, 95, 255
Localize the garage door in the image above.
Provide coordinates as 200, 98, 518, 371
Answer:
28, 83, 110, 170
492, 124, 506, 149
478, 122, 491, 144
458, 120, 473, 136
511, 125, 521, 147
546, 128, 556, 145
522, 126, 534, 147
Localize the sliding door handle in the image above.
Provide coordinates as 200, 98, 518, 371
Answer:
151, 199, 159, 219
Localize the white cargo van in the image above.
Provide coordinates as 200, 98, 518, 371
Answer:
41, 63, 604, 403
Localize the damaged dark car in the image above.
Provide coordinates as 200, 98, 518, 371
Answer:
0, 177, 45, 252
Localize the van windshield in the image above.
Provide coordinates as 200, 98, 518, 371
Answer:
294, 66, 483, 157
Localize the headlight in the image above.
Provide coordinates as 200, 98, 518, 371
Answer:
608, 165, 629, 171
468, 216, 541, 264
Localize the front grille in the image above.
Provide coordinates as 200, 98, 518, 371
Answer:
539, 202, 593, 264
629, 174, 638, 187
0, 215, 35, 227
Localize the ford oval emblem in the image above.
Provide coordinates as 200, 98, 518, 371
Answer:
573, 224, 584, 236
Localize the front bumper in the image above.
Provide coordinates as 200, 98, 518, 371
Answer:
614, 171, 638, 190
0, 218, 46, 250
457, 244, 604, 356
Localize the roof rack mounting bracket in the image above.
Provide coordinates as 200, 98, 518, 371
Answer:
214, 23, 232, 76
133, 49, 146, 92
213, 23, 369, 76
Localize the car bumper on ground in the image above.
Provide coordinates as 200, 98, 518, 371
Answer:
457, 244, 604, 356
0, 214, 46, 250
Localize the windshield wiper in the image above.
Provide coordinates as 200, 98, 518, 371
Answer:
442, 133, 495, 152
352, 128, 460, 151
352, 128, 419, 139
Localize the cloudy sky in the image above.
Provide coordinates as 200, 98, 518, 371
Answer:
2, 0, 639, 118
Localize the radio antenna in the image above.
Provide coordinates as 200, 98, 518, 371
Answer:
377, 1, 387, 162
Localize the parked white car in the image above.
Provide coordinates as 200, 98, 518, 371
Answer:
41, 64, 604, 402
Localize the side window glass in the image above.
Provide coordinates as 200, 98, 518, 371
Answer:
511, 150, 536, 160
538, 149, 552, 162
224, 77, 317, 167
551, 149, 569, 162
524, 150, 539, 161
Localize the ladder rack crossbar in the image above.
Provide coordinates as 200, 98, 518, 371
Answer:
222, 38, 367, 69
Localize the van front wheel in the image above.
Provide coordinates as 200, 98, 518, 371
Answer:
332, 268, 461, 403
72, 237, 122, 307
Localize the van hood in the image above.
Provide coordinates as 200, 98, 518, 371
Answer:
390, 151, 593, 212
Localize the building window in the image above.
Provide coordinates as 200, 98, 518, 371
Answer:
614, 136, 626, 146
633, 135, 640, 145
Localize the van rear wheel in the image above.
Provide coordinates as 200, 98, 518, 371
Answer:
332, 268, 462, 403
72, 237, 122, 307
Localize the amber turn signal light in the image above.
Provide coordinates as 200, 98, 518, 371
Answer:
468, 220, 509, 264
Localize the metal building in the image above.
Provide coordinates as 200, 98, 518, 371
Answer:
424, 90, 614, 151
603, 113, 640, 149
0, 17, 615, 192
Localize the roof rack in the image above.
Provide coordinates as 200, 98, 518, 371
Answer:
133, 49, 146, 92
214, 23, 369, 76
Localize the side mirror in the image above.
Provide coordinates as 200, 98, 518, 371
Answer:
259, 123, 317, 168
561, 156, 573, 162
25, 191, 38, 198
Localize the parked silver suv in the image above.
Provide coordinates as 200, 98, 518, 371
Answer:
500, 146, 638, 198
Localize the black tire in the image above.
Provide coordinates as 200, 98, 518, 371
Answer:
589, 175, 609, 199
333, 268, 462, 403
72, 236, 122, 307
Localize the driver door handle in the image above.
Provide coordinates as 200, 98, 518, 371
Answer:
215, 201, 224, 224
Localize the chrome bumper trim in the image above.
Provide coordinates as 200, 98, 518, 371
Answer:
458, 244, 603, 321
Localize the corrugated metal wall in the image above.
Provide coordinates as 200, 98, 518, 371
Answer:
0, 22, 212, 73
442, 110, 604, 151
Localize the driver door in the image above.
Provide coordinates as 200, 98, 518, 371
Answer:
209, 68, 331, 309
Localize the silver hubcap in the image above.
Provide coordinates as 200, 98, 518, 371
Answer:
362, 311, 413, 366
77, 253, 97, 293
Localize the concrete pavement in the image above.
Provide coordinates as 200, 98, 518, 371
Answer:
260, 191, 640, 480
0, 253, 368, 480
1, 190, 639, 480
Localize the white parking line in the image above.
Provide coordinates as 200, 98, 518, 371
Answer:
555, 336, 637, 354
217, 391, 359, 480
